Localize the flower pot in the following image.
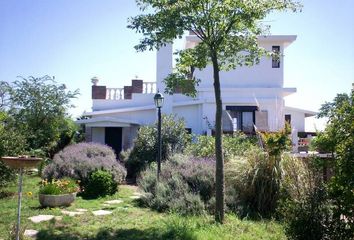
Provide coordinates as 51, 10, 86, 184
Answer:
39, 193, 76, 207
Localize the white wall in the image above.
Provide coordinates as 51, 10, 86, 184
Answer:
122, 126, 139, 150
91, 127, 105, 144
194, 43, 284, 89
173, 104, 203, 134
284, 109, 306, 132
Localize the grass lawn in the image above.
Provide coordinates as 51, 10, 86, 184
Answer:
0, 173, 287, 240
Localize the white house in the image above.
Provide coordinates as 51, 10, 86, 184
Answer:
77, 33, 316, 155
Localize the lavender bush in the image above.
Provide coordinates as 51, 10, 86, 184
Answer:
138, 154, 215, 215
43, 142, 126, 183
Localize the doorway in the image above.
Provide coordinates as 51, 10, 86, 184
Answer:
105, 127, 122, 156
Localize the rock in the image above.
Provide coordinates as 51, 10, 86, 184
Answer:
75, 208, 88, 212
28, 215, 54, 223
129, 196, 141, 199
92, 210, 112, 216
61, 210, 84, 216
24, 229, 38, 238
104, 199, 123, 204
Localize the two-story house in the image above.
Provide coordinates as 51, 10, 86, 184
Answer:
77, 33, 316, 155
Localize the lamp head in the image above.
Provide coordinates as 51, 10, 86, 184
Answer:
154, 92, 164, 108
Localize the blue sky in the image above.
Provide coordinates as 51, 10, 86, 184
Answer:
1, 1, 353, 131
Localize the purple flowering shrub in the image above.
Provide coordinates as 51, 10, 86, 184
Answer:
43, 142, 126, 183
138, 154, 215, 215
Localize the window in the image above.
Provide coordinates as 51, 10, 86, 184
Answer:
285, 114, 291, 124
272, 46, 280, 68
226, 106, 258, 133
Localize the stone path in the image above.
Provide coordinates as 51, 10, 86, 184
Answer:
104, 199, 123, 204
92, 210, 112, 216
24, 229, 38, 238
61, 210, 84, 216
26, 188, 140, 236
28, 215, 56, 223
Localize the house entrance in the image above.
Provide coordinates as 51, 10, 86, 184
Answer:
226, 106, 258, 133
105, 127, 122, 156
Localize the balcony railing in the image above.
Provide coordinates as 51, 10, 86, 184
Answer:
105, 82, 156, 100
143, 82, 156, 94
106, 88, 124, 100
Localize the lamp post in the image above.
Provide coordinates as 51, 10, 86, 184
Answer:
154, 92, 164, 180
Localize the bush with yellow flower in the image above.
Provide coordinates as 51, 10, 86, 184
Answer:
39, 178, 79, 195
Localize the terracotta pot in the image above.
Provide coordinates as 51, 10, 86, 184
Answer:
39, 193, 76, 207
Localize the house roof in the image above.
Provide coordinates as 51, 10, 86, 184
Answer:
284, 106, 317, 118
76, 116, 139, 127
186, 34, 297, 49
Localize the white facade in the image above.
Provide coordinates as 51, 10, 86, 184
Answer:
77, 34, 316, 154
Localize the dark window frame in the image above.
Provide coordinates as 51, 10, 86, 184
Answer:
226, 106, 258, 133
285, 114, 291, 124
272, 46, 280, 68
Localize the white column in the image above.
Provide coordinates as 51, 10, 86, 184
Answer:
156, 44, 173, 114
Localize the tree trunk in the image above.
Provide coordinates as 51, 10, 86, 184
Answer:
211, 51, 225, 223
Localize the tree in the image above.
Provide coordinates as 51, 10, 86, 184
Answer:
129, 0, 301, 223
6, 76, 79, 156
318, 91, 354, 237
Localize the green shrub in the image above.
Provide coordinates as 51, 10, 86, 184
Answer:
260, 123, 291, 158
310, 131, 335, 153
225, 148, 281, 217
0, 112, 27, 188
279, 184, 332, 240
121, 114, 191, 179
82, 170, 118, 199
187, 133, 257, 160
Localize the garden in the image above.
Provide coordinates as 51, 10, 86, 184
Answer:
0, 77, 354, 240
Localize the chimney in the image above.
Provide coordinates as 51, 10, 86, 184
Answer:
91, 77, 107, 99
132, 79, 143, 93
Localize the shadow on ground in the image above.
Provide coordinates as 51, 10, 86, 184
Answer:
36, 225, 197, 240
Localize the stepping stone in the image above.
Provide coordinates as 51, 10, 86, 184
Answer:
76, 208, 88, 212
92, 210, 112, 216
129, 195, 141, 199
104, 199, 123, 204
24, 229, 38, 238
61, 210, 84, 216
55, 216, 63, 221
28, 215, 54, 223
133, 192, 143, 196
101, 203, 111, 207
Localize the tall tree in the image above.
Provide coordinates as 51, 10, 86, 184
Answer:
7, 76, 79, 156
129, 0, 301, 223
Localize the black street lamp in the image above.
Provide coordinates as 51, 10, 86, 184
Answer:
154, 92, 164, 180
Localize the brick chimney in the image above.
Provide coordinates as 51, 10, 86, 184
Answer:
124, 86, 133, 99
132, 79, 143, 93
91, 77, 106, 99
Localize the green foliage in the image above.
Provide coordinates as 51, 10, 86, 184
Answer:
0, 111, 27, 188
6, 76, 79, 156
82, 170, 118, 199
279, 185, 332, 240
260, 123, 292, 157
121, 114, 190, 179
187, 133, 257, 160
310, 130, 336, 153
39, 178, 79, 195
318, 91, 354, 235
138, 154, 215, 215
225, 148, 281, 217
